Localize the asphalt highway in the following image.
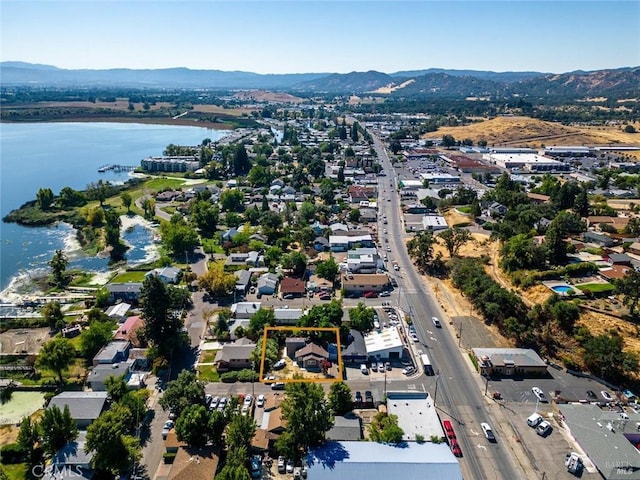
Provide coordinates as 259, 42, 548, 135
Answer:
371, 132, 523, 480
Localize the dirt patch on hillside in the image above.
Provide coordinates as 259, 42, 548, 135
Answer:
577, 311, 640, 359
432, 116, 640, 148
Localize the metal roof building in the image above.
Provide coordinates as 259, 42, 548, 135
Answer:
306, 441, 462, 480
386, 391, 445, 442
560, 404, 640, 480
364, 327, 404, 360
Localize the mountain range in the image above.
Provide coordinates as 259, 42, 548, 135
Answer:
1, 62, 638, 100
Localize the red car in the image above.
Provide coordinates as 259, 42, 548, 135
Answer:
450, 438, 463, 457
364, 291, 378, 298
442, 419, 456, 440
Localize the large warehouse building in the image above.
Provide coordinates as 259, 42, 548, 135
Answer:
482, 153, 569, 172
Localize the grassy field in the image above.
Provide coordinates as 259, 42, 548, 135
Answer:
1, 463, 29, 480
200, 350, 218, 363
432, 116, 640, 149
197, 364, 220, 382
111, 270, 149, 283
576, 283, 616, 293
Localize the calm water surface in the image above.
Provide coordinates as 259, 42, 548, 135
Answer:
0, 122, 227, 297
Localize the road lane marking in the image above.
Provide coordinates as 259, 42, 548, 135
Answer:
477, 444, 487, 450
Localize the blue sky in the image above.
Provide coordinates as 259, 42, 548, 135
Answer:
2, 1, 639, 74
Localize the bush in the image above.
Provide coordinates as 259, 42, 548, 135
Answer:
163, 452, 176, 464
220, 371, 238, 383
0, 443, 26, 464
237, 369, 259, 382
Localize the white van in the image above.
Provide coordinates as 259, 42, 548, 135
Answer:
360, 364, 368, 375
527, 413, 543, 428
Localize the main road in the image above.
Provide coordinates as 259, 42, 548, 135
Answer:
370, 132, 524, 480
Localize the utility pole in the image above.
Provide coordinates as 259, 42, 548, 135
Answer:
484, 374, 490, 396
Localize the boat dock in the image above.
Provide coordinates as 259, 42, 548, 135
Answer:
98, 164, 137, 173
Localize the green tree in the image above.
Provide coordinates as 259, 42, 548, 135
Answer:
105, 374, 129, 402
42, 301, 65, 331
328, 382, 354, 415
59, 187, 87, 208
36, 187, 54, 210
319, 178, 336, 205
216, 465, 252, 480
140, 274, 183, 356
248, 308, 275, 337
438, 227, 472, 257
368, 411, 404, 444
160, 214, 199, 255
159, 370, 206, 417
348, 208, 361, 223
198, 263, 237, 298
406, 231, 436, 272
232, 144, 252, 176
225, 412, 256, 455
85, 404, 140, 475
189, 200, 219, 236
315, 257, 339, 283
282, 251, 307, 277
583, 332, 639, 381
617, 269, 640, 318
276, 382, 333, 460
220, 189, 246, 212
36, 337, 75, 385
264, 246, 283, 268
80, 320, 117, 359
550, 300, 580, 332
48, 249, 68, 287
17, 416, 40, 464
298, 201, 316, 225
120, 192, 133, 213
441, 134, 456, 148
175, 405, 212, 447
573, 186, 589, 217
39, 405, 78, 455
348, 302, 375, 332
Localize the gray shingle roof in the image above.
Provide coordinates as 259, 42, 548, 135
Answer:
48, 392, 108, 422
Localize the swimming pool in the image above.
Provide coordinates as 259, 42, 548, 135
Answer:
551, 285, 572, 294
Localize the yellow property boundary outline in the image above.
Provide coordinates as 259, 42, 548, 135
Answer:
258, 326, 343, 384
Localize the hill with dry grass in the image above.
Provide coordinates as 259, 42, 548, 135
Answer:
431, 116, 640, 149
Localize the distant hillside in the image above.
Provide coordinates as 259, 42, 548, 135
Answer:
294, 70, 396, 93
512, 67, 640, 99
390, 68, 545, 83
0, 63, 329, 89
1, 62, 637, 100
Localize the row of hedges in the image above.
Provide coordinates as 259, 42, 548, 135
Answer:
220, 369, 259, 383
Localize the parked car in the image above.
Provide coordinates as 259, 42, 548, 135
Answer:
264, 375, 276, 384
161, 420, 174, 439
217, 397, 228, 411
411, 333, 419, 342
365, 391, 374, 405
243, 394, 253, 407
527, 413, 543, 428
364, 291, 377, 298
371, 362, 378, 372
481, 422, 496, 442
402, 366, 415, 375
241, 404, 250, 416
442, 419, 455, 439
271, 382, 285, 390
536, 420, 552, 437
386, 245, 391, 251
380, 291, 391, 297
319, 294, 332, 300
532, 387, 547, 402
209, 396, 220, 411
250, 456, 261, 479
354, 391, 363, 405
601, 390, 614, 402
450, 438, 463, 457
273, 359, 286, 370
286, 459, 295, 473
378, 362, 385, 372
256, 394, 265, 408
278, 456, 286, 473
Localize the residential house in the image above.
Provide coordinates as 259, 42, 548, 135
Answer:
599, 264, 633, 282
329, 234, 374, 252
342, 273, 389, 294
214, 342, 257, 372
231, 302, 261, 319
165, 445, 219, 480
104, 302, 131, 323
313, 236, 330, 252
527, 192, 551, 204
286, 338, 307, 358
627, 241, 640, 255
340, 330, 368, 364
145, 266, 181, 284
86, 362, 131, 391
274, 308, 304, 326
113, 315, 144, 346
359, 208, 377, 223
488, 202, 507, 216
235, 269, 252, 295
257, 273, 279, 296
105, 283, 142, 304
311, 221, 329, 235
605, 253, 633, 266
329, 222, 349, 234
347, 186, 374, 204
266, 407, 288, 435
280, 277, 306, 298
222, 227, 239, 242
587, 216, 630, 232
92, 340, 131, 366
225, 252, 249, 267
48, 392, 108, 429
584, 231, 616, 247
44, 432, 93, 480
295, 343, 329, 371
307, 275, 333, 293
282, 185, 296, 195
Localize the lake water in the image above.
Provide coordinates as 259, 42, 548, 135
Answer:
0, 122, 228, 299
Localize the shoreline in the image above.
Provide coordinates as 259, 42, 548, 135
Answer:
0, 116, 235, 130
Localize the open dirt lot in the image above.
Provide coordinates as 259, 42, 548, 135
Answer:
0, 327, 52, 355
432, 116, 640, 148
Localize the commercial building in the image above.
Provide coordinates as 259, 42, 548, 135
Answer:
483, 153, 569, 172
386, 391, 445, 441
364, 327, 404, 360
306, 441, 462, 480
471, 348, 547, 377
141, 156, 199, 173
560, 404, 640, 480
422, 215, 448, 232
342, 273, 389, 294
